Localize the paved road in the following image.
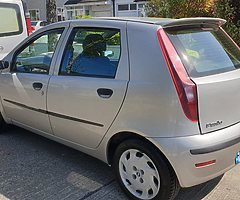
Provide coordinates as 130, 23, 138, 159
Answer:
0, 127, 239, 200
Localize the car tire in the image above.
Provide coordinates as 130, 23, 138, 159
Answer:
0, 113, 7, 133
113, 139, 180, 200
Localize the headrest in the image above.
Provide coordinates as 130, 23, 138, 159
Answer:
82, 34, 106, 53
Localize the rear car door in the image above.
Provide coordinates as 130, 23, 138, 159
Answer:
0, 27, 66, 134
47, 21, 129, 148
0, 1, 27, 59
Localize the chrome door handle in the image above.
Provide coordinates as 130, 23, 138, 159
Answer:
33, 82, 43, 91
97, 88, 113, 99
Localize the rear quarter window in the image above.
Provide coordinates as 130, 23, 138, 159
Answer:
0, 3, 23, 37
166, 26, 240, 77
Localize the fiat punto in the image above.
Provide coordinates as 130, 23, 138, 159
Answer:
0, 17, 240, 200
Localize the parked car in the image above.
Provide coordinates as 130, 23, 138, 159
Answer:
0, 0, 31, 60
31, 20, 48, 32
0, 17, 240, 200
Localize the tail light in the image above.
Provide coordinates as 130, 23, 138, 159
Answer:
25, 12, 32, 36
157, 29, 198, 122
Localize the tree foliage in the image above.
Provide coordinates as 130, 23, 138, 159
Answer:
146, 0, 215, 18
146, 0, 240, 46
214, 0, 240, 45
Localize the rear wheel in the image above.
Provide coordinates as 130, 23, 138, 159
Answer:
113, 139, 179, 200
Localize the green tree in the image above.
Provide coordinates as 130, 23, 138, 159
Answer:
215, 0, 240, 46
146, 0, 215, 18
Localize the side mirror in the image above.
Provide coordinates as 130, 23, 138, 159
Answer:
0, 61, 9, 69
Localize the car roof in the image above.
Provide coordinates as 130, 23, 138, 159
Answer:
46, 17, 226, 29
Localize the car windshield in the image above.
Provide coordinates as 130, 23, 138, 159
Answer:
31, 21, 38, 26
166, 26, 240, 77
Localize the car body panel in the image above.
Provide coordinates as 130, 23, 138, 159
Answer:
193, 69, 240, 133
47, 20, 129, 148
0, 23, 70, 134
150, 121, 240, 187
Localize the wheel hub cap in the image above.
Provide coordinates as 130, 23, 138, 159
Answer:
119, 149, 160, 200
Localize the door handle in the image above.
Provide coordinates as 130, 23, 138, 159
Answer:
97, 88, 113, 99
33, 82, 43, 91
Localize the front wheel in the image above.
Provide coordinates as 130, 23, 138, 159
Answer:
0, 113, 7, 133
113, 139, 179, 200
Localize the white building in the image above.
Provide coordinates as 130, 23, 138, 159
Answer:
25, 0, 148, 22
64, 0, 147, 19
64, 0, 113, 18
115, 0, 146, 17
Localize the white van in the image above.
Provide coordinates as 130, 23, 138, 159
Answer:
0, 0, 30, 59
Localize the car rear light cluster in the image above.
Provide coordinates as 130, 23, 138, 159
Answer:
25, 12, 33, 36
157, 29, 198, 122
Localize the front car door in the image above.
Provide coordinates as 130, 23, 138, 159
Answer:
0, 26, 67, 134
47, 20, 129, 148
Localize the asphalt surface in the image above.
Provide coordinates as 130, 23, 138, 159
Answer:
0, 126, 239, 200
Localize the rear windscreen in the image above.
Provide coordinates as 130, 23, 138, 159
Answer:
165, 26, 240, 77
0, 3, 23, 37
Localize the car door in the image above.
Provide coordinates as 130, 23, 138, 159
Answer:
0, 27, 66, 134
47, 21, 129, 148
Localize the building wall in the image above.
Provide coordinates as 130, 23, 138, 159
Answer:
25, 0, 146, 21
25, 0, 68, 21
115, 0, 146, 17
25, 0, 46, 20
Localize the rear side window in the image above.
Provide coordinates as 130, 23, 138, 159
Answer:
59, 27, 121, 78
0, 3, 23, 37
166, 27, 240, 77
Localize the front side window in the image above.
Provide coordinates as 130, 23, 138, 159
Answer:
0, 3, 23, 37
14, 29, 63, 74
60, 28, 121, 78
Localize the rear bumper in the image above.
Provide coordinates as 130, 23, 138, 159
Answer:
149, 122, 240, 188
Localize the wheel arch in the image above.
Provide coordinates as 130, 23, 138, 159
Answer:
107, 131, 178, 180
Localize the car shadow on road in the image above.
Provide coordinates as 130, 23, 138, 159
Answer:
0, 127, 223, 200
176, 175, 223, 200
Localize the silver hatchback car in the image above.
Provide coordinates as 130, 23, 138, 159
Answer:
0, 17, 240, 200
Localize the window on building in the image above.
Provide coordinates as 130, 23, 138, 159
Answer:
57, 7, 65, 21
29, 9, 40, 21
130, 4, 137, 10
138, 3, 145, 9
118, 4, 129, 11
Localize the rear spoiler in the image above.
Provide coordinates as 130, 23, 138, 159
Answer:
160, 18, 226, 28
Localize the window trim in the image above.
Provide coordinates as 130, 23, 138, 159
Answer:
0, 3, 23, 37
58, 27, 122, 79
11, 28, 64, 74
